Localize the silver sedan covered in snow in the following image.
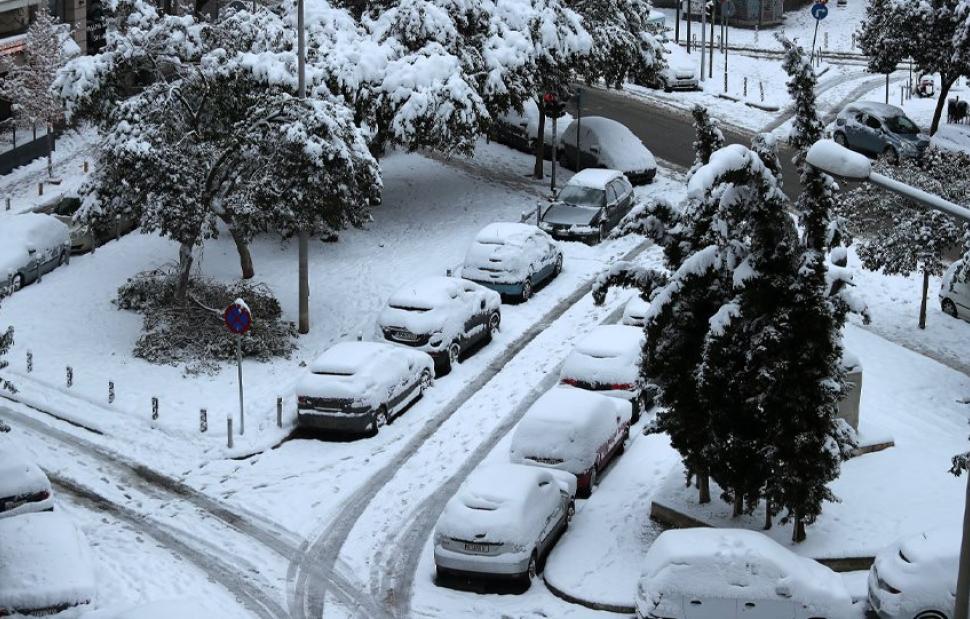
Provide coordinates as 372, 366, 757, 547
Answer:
433, 463, 576, 587
296, 341, 434, 435
0, 447, 53, 518
868, 526, 957, 619
461, 222, 562, 301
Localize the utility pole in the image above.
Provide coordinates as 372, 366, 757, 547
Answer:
297, 0, 309, 335
575, 88, 582, 171
708, 2, 714, 79
675, 0, 681, 43
700, 0, 706, 81
687, 0, 692, 53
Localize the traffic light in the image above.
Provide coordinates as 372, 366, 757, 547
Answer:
543, 92, 566, 119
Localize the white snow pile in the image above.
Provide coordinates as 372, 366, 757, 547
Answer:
378, 276, 500, 339
560, 324, 643, 387
297, 341, 433, 404
567, 117, 656, 173
461, 222, 548, 282
0, 511, 96, 614
498, 98, 574, 144
435, 463, 569, 548
82, 599, 210, 619
509, 387, 631, 474
637, 529, 854, 617
930, 123, 970, 155
805, 139, 872, 180
0, 213, 69, 282
0, 447, 52, 516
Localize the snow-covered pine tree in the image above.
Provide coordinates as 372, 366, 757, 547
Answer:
838, 150, 967, 328
0, 324, 13, 394
690, 104, 724, 172
570, 0, 665, 89
857, 0, 970, 134
0, 8, 78, 178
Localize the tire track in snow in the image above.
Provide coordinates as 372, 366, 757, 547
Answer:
761, 70, 871, 133
0, 403, 386, 619
287, 239, 655, 619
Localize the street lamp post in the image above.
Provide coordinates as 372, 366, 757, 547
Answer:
297, 0, 309, 335
807, 138, 970, 619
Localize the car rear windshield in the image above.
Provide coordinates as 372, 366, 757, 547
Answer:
557, 185, 605, 207
885, 115, 919, 134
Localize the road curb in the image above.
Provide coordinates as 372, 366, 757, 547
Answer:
543, 574, 636, 615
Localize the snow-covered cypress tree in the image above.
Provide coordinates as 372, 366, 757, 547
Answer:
838, 150, 968, 328
0, 8, 78, 178
690, 104, 724, 172
0, 324, 13, 394
570, 0, 665, 89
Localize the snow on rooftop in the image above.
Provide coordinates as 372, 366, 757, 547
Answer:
0, 511, 95, 612
0, 447, 50, 501
567, 168, 625, 190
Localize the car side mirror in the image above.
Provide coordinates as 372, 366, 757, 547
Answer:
775, 585, 792, 598
836, 118, 845, 126
480, 299, 486, 310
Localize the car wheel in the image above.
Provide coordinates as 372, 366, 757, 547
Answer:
373, 405, 389, 432
834, 132, 848, 147
526, 551, 538, 583
588, 468, 598, 493
566, 501, 575, 525
419, 369, 433, 393
914, 612, 948, 619
520, 278, 533, 302
553, 254, 563, 277
447, 341, 461, 368
942, 298, 958, 318
58, 250, 67, 266
597, 223, 609, 244
486, 311, 501, 340
884, 146, 899, 164
10, 273, 23, 292
630, 398, 641, 424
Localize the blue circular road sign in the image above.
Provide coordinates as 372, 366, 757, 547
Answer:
811, 3, 828, 19
224, 302, 252, 335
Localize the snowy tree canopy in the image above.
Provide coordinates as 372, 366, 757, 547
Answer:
857, 0, 970, 134
569, 0, 665, 89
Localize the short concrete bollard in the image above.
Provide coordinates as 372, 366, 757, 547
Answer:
108, 381, 115, 404
227, 416, 233, 448
4, 198, 9, 211
200, 408, 208, 433
26, 351, 32, 373
38, 183, 43, 196
151, 397, 159, 421
276, 397, 283, 428
66, 366, 73, 388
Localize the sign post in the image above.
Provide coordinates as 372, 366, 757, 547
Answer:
720, 0, 735, 93
223, 299, 252, 437
810, 0, 828, 61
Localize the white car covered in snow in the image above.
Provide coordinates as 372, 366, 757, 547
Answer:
868, 526, 958, 619
433, 463, 576, 587
460, 223, 563, 301
296, 341, 434, 435
1, 213, 70, 296
653, 43, 700, 92
559, 324, 652, 422
622, 295, 649, 326
635, 528, 856, 619
0, 448, 54, 518
509, 386, 631, 498
0, 511, 95, 617
558, 116, 658, 185
939, 259, 970, 322
377, 276, 501, 375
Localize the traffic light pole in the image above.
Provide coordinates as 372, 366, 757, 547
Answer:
551, 114, 558, 195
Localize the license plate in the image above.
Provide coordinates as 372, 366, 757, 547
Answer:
463, 543, 489, 553
392, 330, 418, 342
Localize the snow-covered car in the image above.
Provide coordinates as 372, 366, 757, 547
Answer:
558, 116, 657, 184
33, 195, 138, 254
867, 526, 958, 619
635, 528, 856, 619
538, 168, 636, 243
559, 324, 653, 422
377, 276, 502, 375
0, 448, 54, 518
433, 463, 576, 586
460, 223, 563, 301
1, 213, 70, 295
0, 511, 95, 617
940, 259, 970, 322
509, 386, 631, 498
295, 341, 435, 434
81, 599, 210, 619
653, 43, 700, 92
622, 295, 649, 326
490, 99, 574, 159
833, 102, 929, 163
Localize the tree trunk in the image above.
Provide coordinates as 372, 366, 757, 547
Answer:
229, 226, 254, 280
763, 499, 772, 530
175, 241, 194, 304
46, 124, 53, 179
534, 98, 546, 180
918, 268, 930, 329
930, 74, 956, 136
732, 490, 744, 517
791, 514, 806, 543
698, 473, 711, 504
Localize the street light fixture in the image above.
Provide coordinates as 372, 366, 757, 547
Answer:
806, 138, 970, 619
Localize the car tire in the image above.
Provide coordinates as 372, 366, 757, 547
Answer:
10, 273, 23, 292
373, 405, 389, 432
525, 551, 538, 584
597, 223, 609, 244
914, 612, 948, 619
520, 278, 533, 302
942, 298, 958, 318
565, 501, 575, 526
586, 468, 598, 497
884, 146, 899, 164
834, 132, 848, 147
58, 250, 68, 266
485, 312, 501, 341
553, 254, 563, 277
419, 369, 433, 394
447, 341, 461, 368
630, 398, 641, 424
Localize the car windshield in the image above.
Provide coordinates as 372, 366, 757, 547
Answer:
884, 115, 919, 134
557, 185, 605, 207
